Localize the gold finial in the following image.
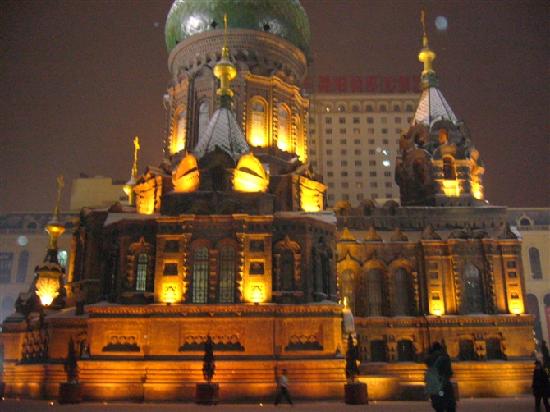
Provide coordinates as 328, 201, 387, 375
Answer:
418, 10, 436, 80
124, 136, 140, 206
213, 13, 237, 99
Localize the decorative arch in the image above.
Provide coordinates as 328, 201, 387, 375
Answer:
171, 107, 187, 154
273, 236, 301, 293
247, 96, 269, 148
126, 237, 154, 293
337, 252, 361, 315
197, 100, 210, 141
216, 238, 238, 303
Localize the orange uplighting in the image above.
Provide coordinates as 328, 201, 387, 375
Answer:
441, 180, 460, 197
299, 177, 325, 212
249, 284, 265, 304
172, 152, 199, 193
36, 275, 60, 306
471, 181, 483, 200
233, 154, 269, 193
162, 283, 180, 304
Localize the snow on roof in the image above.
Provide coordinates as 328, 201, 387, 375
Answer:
414, 87, 458, 127
193, 107, 249, 161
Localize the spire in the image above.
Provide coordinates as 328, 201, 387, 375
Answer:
45, 175, 65, 262
418, 10, 437, 89
124, 136, 140, 206
213, 14, 237, 107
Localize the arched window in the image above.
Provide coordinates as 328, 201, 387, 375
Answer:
529, 247, 543, 279
277, 104, 291, 152
172, 110, 186, 153
526, 294, 543, 343
280, 249, 295, 291
393, 268, 412, 316
192, 247, 209, 303
248, 98, 267, 147
16, 251, 29, 283
366, 269, 383, 316
340, 269, 356, 315
379, 104, 387, 112
461, 263, 484, 314
393, 104, 401, 112
365, 105, 373, 112
443, 157, 456, 180
198, 101, 209, 140
397, 339, 415, 361
135, 253, 149, 292
218, 247, 236, 303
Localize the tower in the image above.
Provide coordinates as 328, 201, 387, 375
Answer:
396, 12, 485, 206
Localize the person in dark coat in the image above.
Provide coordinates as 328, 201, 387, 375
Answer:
532, 360, 550, 412
425, 341, 456, 412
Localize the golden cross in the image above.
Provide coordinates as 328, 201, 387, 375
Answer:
132, 136, 140, 178
54, 175, 64, 218
223, 14, 228, 48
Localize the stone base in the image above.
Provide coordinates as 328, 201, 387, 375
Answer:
58, 382, 82, 404
344, 382, 368, 404
195, 382, 219, 405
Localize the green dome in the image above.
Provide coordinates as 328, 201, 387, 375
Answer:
165, 0, 310, 54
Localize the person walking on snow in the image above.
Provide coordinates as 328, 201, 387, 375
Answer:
274, 368, 293, 405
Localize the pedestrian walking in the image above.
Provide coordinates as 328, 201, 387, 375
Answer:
274, 368, 293, 405
533, 360, 550, 412
424, 341, 456, 412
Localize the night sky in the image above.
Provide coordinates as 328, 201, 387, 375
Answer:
1, 0, 548, 213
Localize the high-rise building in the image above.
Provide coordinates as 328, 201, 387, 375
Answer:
307, 92, 418, 206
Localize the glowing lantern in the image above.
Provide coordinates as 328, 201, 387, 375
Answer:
162, 283, 179, 304
36, 274, 60, 306
251, 285, 264, 304
233, 153, 269, 193
172, 152, 200, 193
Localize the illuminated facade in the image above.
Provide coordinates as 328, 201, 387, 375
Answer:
0, 0, 339, 402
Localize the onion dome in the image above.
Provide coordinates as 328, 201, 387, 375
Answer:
165, 0, 311, 54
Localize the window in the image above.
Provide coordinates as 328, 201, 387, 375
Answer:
353, 117, 360, 124
341, 171, 348, 177
354, 139, 360, 144
370, 182, 378, 188
325, 128, 332, 134
393, 268, 412, 316
529, 247, 543, 279
370, 340, 387, 362
368, 128, 375, 134
382, 128, 388, 134
57, 250, 68, 269
337, 105, 345, 112
2, 295, 14, 312
395, 117, 402, 124
354, 149, 361, 155
366, 105, 374, 112
339, 117, 346, 124
0, 253, 14, 283
369, 172, 377, 177
341, 160, 348, 166
369, 149, 375, 155
461, 263, 484, 314
342, 194, 349, 200
367, 117, 374, 124
393, 105, 401, 112
395, 128, 401, 134
357, 193, 364, 200
326, 149, 333, 155
340, 270, 356, 314
327, 171, 333, 177
341, 149, 347, 155
367, 269, 383, 316
218, 247, 236, 303
277, 104, 291, 151
381, 117, 387, 124
486, 338, 504, 360
355, 160, 362, 166
135, 253, 149, 292
328, 182, 334, 188
369, 160, 376, 166
327, 161, 333, 167
352, 105, 359, 112
192, 248, 209, 303
355, 171, 362, 177
340, 139, 346, 144
406, 104, 414, 112
309, 149, 316, 155
368, 138, 375, 144
16, 251, 29, 283
459, 339, 476, 360
397, 340, 414, 361
163, 263, 178, 276
164, 240, 179, 253
355, 182, 363, 189
339, 128, 346, 134
173, 110, 187, 153
443, 157, 457, 180
198, 101, 209, 141
342, 182, 349, 188
385, 182, 392, 188
328, 194, 334, 201
326, 139, 333, 144
325, 117, 332, 124
379, 105, 387, 112
384, 171, 392, 177
248, 99, 267, 147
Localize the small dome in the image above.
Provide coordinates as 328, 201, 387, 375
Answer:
165, 0, 310, 54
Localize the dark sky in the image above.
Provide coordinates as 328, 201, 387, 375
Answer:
1, 0, 548, 212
